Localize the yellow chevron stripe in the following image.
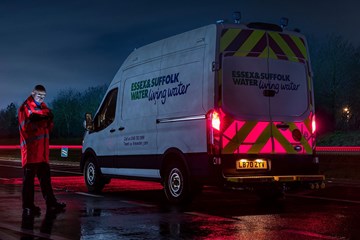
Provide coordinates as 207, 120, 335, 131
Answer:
235, 30, 265, 56
272, 125, 298, 153
223, 121, 257, 154
233, 51, 249, 57
269, 32, 299, 62
290, 35, 307, 60
247, 123, 272, 153
258, 46, 269, 59
220, 29, 241, 52
268, 47, 277, 59
288, 123, 312, 154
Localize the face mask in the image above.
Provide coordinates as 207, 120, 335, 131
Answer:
33, 91, 46, 103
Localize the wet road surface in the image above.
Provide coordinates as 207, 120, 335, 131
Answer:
0, 159, 360, 239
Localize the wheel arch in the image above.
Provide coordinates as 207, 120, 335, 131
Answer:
80, 148, 98, 172
160, 148, 190, 182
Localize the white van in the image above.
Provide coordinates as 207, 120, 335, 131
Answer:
81, 20, 324, 203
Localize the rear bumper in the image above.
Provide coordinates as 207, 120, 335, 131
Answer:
221, 154, 320, 177
224, 174, 325, 183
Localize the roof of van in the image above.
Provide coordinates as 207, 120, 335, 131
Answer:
109, 22, 306, 85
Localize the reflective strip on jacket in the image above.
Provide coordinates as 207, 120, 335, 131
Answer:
18, 96, 54, 167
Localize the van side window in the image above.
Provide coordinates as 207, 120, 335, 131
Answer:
93, 88, 118, 132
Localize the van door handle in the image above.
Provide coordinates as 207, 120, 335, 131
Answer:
276, 123, 289, 130
110, 129, 116, 133
263, 90, 276, 97
118, 127, 125, 131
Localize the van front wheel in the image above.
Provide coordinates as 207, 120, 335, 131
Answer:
164, 161, 192, 204
84, 157, 106, 193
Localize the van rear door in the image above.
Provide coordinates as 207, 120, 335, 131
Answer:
220, 27, 314, 155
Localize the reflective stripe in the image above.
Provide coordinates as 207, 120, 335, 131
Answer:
272, 126, 298, 153
248, 123, 272, 154
21, 134, 49, 148
19, 120, 25, 128
269, 32, 296, 61
291, 35, 307, 59
20, 140, 26, 148
219, 28, 313, 155
19, 120, 29, 129
220, 29, 243, 52
223, 121, 257, 153
235, 31, 266, 57
25, 103, 33, 116
221, 117, 314, 154
221, 29, 308, 62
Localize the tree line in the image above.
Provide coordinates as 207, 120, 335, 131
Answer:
0, 85, 107, 140
311, 35, 360, 135
0, 35, 359, 141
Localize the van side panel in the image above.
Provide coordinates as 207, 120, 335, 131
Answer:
121, 67, 160, 156
157, 26, 217, 155
96, 26, 219, 179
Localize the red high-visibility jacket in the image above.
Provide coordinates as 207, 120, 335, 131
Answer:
18, 96, 54, 167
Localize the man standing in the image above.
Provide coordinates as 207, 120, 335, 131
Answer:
18, 85, 66, 217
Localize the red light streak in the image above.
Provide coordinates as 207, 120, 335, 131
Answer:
0, 145, 360, 152
316, 146, 360, 152
50, 145, 82, 149
0, 145, 82, 150
0, 145, 20, 149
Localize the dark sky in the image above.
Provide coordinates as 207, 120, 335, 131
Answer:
1, 0, 359, 109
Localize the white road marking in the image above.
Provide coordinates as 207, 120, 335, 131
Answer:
0, 163, 22, 169
75, 192, 104, 198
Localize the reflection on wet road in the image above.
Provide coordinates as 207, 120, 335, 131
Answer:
1, 175, 360, 239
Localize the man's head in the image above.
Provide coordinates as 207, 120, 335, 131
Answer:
31, 85, 46, 104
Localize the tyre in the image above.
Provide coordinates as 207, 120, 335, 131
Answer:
163, 161, 193, 205
84, 157, 106, 193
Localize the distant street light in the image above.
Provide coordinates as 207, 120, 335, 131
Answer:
343, 106, 351, 122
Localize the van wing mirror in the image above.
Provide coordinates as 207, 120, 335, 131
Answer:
84, 113, 94, 131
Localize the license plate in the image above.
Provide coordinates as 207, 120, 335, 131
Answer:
236, 159, 268, 170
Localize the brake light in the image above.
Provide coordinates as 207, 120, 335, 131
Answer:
312, 114, 316, 134
211, 111, 221, 131
207, 109, 221, 155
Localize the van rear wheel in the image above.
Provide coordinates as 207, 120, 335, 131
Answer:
164, 161, 192, 205
84, 157, 106, 193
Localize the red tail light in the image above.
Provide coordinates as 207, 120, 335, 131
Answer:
207, 109, 221, 155
211, 111, 221, 131
312, 113, 316, 134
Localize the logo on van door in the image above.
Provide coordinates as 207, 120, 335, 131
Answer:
231, 70, 301, 94
130, 72, 191, 105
